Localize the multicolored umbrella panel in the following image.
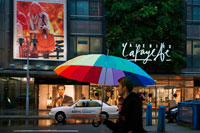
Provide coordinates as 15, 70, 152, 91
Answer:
54, 54, 156, 86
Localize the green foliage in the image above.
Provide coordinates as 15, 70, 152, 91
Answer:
105, 0, 185, 74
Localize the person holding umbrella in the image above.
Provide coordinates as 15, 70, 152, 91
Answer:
54, 54, 155, 131
98, 97, 124, 133
98, 77, 146, 133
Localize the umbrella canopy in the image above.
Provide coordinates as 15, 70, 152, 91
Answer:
54, 54, 156, 86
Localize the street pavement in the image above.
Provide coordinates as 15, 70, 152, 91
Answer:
0, 119, 199, 133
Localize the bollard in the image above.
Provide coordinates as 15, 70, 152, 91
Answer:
157, 105, 165, 132
146, 103, 152, 126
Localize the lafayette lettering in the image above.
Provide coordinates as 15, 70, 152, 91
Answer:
122, 42, 171, 64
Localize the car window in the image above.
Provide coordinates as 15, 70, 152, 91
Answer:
76, 101, 87, 107
88, 101, 101, 107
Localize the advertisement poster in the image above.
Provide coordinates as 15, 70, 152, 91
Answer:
13, 0, 66, 60
39, 85, 74, 109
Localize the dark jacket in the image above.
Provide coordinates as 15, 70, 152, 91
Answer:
103, 92, 146, 133
103, 119, 120, 133
54, 95, 73, 107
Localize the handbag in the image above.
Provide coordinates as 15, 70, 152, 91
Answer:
36, 33, 55, 54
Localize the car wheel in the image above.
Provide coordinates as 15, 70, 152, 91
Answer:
101, 112, 109, 120
55, 112, 66, 123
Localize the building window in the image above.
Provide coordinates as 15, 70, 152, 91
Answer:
77, 0, 89, 15
70, 0, 76, 15
90, 37, 102, 53
72, 36, 103, 55
77, 37, 89, 55
70, 0, 102, 16
193, 0, 200, 5
69, 0, 104, 57
90, 1, 102, 16
193, 6, 200, 20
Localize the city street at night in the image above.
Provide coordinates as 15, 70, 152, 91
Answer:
1, 0, 200, 133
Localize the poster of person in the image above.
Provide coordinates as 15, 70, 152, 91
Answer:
54, 85, 73, 107
13, 0, 66, 60
39, 85, 74, 109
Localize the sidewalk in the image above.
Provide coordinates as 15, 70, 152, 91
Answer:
144, 123, 200, 133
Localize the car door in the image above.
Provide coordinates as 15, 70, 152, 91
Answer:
70, 101, 87, 118
86, 101, 101, 118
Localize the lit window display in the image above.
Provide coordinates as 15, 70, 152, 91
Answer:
39, 85, 74, 109
89, 85, 118, 105
38, 84, 90, 110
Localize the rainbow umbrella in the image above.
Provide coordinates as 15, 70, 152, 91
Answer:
54, 54, 156, 86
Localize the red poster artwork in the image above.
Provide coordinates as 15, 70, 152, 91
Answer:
14, 0, 66, 60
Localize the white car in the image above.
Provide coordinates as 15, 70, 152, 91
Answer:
49, 99, 118, 122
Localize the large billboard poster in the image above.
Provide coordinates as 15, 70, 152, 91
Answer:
14, 0, 66, 61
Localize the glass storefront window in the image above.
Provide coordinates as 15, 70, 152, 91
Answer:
0, 77, 35, 110
39, 85, 74, 109
38, 84, 90, 110
89, 85, 118, 105
184, 88, 194, 101
194, 87, 200, 100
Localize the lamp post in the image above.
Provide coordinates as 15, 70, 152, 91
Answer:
19, 38, 30, 116
26, 39, 30, 116
18, 38, 32, 116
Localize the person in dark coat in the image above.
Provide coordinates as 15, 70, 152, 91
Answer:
98, 77, 146, 133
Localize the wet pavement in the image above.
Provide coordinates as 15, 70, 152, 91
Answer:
0, 119, 200, 133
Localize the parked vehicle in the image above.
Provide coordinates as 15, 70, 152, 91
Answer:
49, 99, 118, 123
165, 100, 200, 122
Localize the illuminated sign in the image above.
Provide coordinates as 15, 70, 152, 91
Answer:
122, 42, 171, 64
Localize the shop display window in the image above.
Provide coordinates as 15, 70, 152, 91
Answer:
89, 85, 118, 105
39, 85, 75, 109
0, 77, 35, 110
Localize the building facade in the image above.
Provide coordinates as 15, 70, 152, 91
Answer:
0, 0, 106, 111
0, 0, 200, 113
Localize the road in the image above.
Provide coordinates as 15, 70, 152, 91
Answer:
0, 119, 111, 133
0, 119, 200, 133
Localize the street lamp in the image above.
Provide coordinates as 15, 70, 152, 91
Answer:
18, 38, 37, 116
18, 38, 29, 116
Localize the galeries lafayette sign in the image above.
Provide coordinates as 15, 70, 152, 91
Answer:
122, 42, 171, 64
